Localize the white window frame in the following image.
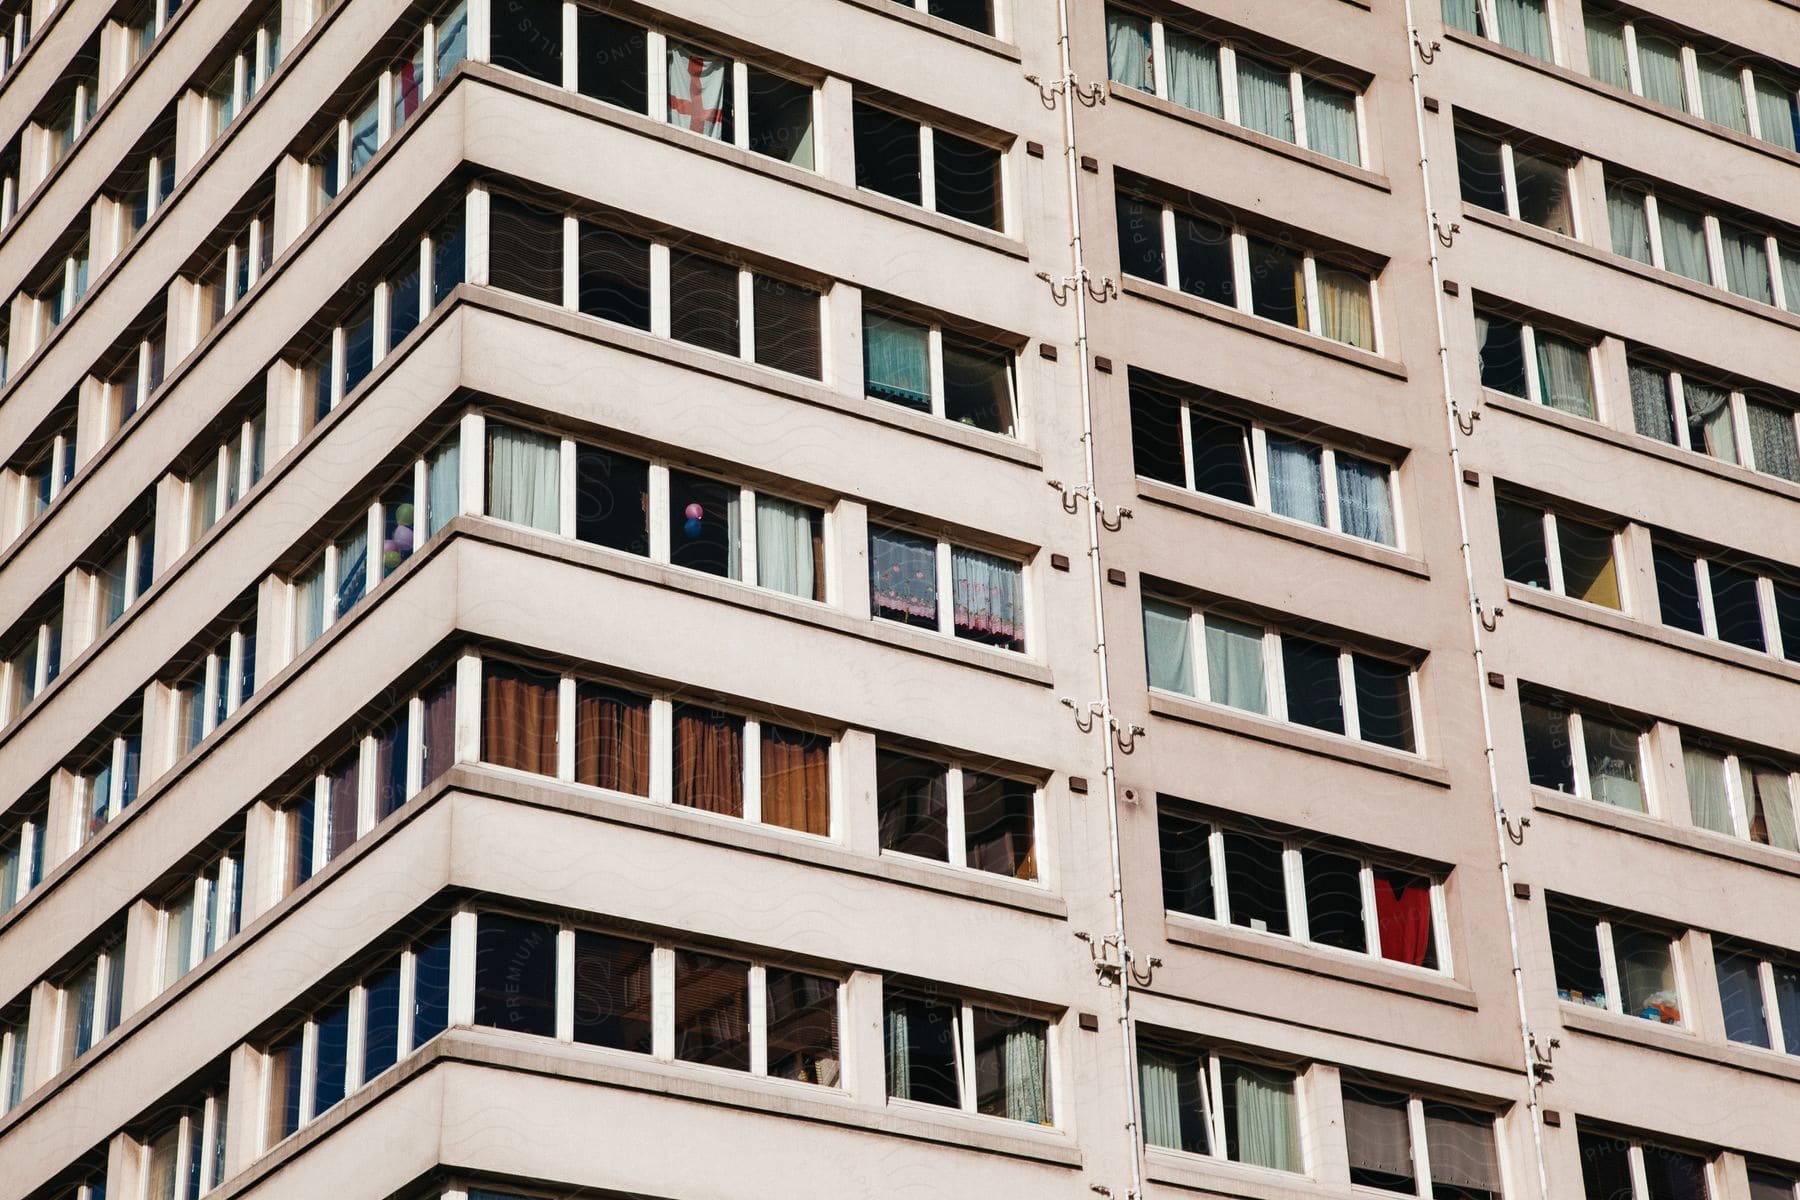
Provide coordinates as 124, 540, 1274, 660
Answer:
2, 611, 59, 720
77, 730, 139, 843
1493, 136, 1583, 240
859, 306, 1019, 435
1604, 12, 1800, 155
155, 843, 242, 992
867, 524, 1032, 653
0, 1011, 28, 1112
0, 1, 30, 78
1547, 706, 1653, 812
91, 521, 153, 635
37, 239, 91, 333
55, 937, 124, 1066
883, 985, 1054, 1122
1501, 500, 1622, 607
849, 100, 1007, 232
169, 617, 255, 757
874, 750, 1044, 881
1583, 1131, 1715, 1200
0, 808, 43, 911
1634, 362, 1800, 476
1341, 1084, 1505, 1197
1685, 743, 1800, 848
1616, 176, 1782, 305
1454, 0, 1558, 62
1659, 543, 1791, 657
137, 1083, 228, 1200
1717, 947, 1800, 1058
186, 414, 265, 546
1561, 911, 1687, 1026
105, 326, 168, 430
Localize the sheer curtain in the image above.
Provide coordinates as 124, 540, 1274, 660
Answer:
1606, 185, 1651, 263
426, 438, 460, 536
1424, 1108, 1503, 1196
1697, 56, 1750, 133
755, 498, 818, 599
1742, 763, 1799, 852
1236, 57, 1294, 143
863, 315, 930, 409
1584, 15, 1629, 89
1105, 9, 1153, 92
1303, 81, 1360, 165
1629, 363, 1676, 442
1534, 334, 1594, 416
1494, 0, 1550, 60
1205, 616, 1268, 713
1004, 1026, 1048, 1123
1267, 435, 1325, 525
1682, 381, 1738, 461
884, 1000, 910, 1098
1316, 268, 1374, 350
1754, 78, 1799, 152
1229, 1063, 1299, 1171
1440, 0, 1481, 36
1336, 454, 1394, 544
1142, 600, 1195, 695
1747, 400, 1800, 481
487, 425, 559, 532
1635, 35, 1688, 110
1345, 1089, 1414, 1183
295, 560, 325, 650
869, 527, 938, 624
951, 548, 1022, 649
1720, 225, 1773, 303
666, 44, 729, 138
1166, 32, 1223, 117
1658, 203, 1712, 283
1138, 1053, 1187, 1150
1684, 748, 1734, 835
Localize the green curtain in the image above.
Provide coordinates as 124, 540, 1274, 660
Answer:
1493, 0, 1550, 61
1166, 31, 1222, 117
1236, 57, 1294, 143
1440, 0, 1481, 36
863, 314, 930, 408
1105, 9, 1153, 92
1696, 53, 1749, 133
1753, 77, 1798, 151
1584, 15, 1629, 89
1138, 1052, 1186, 1149
1635, 35, 1688, 110
1606, 184, 1651, 263
884, 998, 910, 1098
1206, 616, 1268, 714
1720, 224, 1773, 303
1228, 1062, 1300, 1171
1004, 1025, 1048, 1123
1303, 79, 1360, 165
1142, 600, 1195, 695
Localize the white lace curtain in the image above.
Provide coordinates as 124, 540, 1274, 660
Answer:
487, 425, 560, 533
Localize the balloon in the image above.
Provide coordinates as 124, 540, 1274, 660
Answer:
383, 550, 402, 570
394, 526, 415, 552
683, 517, 703, 538
394, 503, 415, 525
684, 503, 704, 521
382, 538, 399, 555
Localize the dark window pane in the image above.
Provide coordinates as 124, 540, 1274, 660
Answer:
1130, 384, 1184, 486
877, 749, 948, 860
1579, 1130, 1635, 1200
490, 0, 561, 83
419, 676, 456, 789
1710, 560, 1766, 651
577, 225, 651, 329
668, 470, 740, 578
576, 10, 647, 112
488, 194, 563, 305
1302, 850, 1364, 952
575, 444, 649, 554
362, 959, 401, 1080
1641, 1146, 1710, 1200
1189, 409, 1253, 504
372, 706, 409, 820
932, 129, 1000, 228
941, 330, 1014, 434
1353, 655, 1415, 751
313, 998, 350, 1114
1455, 125, 1507, 213
1549, 907, 1607, 1008
1281, 635, 1344, 734
869, 525, 938, 630
885, 992, 960, 1106
1476, 313, 1527, 396
1423, 1103, 1501, 1200
387, 258, 421, 348
1557, 516, 1620, 608
1173, 212, 1235, 305
668, 250, 739, 355
1776, 580, 1800, 663
1344, 1083, 1414, 1192
853, 102, 921, 204
1497, 498, 1550, 587
269, 1030, 303, 1139
1652, 543, 1705, 635
766, 970, 839, 1085
412, 924, 452, 1046
1222, 830, 1288, 935
1116, 194, 1165, 282
927, 0, 990, 32
342, 302, 374, 395
674, 950, 749, 1070
1158, 806, 1213, 918
572, 931, 653, 1053
747, 69, 814, 167
1246, 237, 1302, 327
326, 749, 360, 861
752, 274, 820, 377
962, 771, 1034, 879
432, 209, 465, 303
862, 312, 930, 411
1520, 698, 1575, 791
473, 913, 558, 1037
760, 723, 829, 833
1715, 947, 1771, 1047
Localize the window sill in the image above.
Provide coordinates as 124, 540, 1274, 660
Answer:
1109, 86, 1392, 193
1146, 690, 1450, 787
1530, 786, 1800, 882
1136, 478, 1429, 579
1556, 1003, 1700, 1058
1161, 912, 1477, 1010
1120, 278, 1407, 380
1145, 1145, 1331, 1200
834, 0, 1021, 60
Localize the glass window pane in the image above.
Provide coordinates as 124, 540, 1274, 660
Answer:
1682, 379, 1739, 463
754, 497, 823, 601
747, 68, 814, 167
932, 129, 1001, 229
853, 102, 921, 205
1220, 1061, 1299, 1170
1245, 237, 1303, 328
941, 330, 1016, 436
962, 771, 1035, 879
1653, 543, 1706, 635
1335, 453, 1394, 543
1374, 869, 1438, 969
752, 275, 821, 378
487, 194, 564, 305
766, 969, 839, 1085
760, 723, 829, 835
1344, 1083, 1414, 1191
1582, 716, 1644, 812
485, 423, 560, 533
1715, 947, 1771, 1047
1657, 201, 1712, 284
577, 225, 651, 329
1116, 193, 1166, 283
574, 681, 650, 796
1476, 312, 1527, 396
1424, 1103, 1502, 1199
1280, 634, 1343, 734
576, 10, 647, 112
1613, 925, 1681, 1024
1172, 212, 1235, 306
1456, 126, 1507, 213
1534, 331, 1595, 417
1641, 1146, 1710, 1200
1709, 559, 1767, 651
884, 991, 959, 1107
1301, 849, 1364, 953
1236, 56, 1294, 142
1352, 655, 1415, 751
1158, 806, 1213, 919
1513, 148, 1573, 234
950, 546, 1023, 652
667, 250, 739, 355
1205, 615, 1267, 714
574, 443, 649, 555
1143, 599, 1195, 695
1557, 516, 1620, 608
1520, 699, 1574, 791
1222, 830, 1288, 935
490, 0, 560, 83
1188, 410, 1253, 504
667, 470, 741, 579
362, 960, 401, 1079
869, 526, 938, 630
665, 44, 731, 141
1497, 498, 1550, 588
412, 924, 452, 1046
1265, 435, 1323, 526
1549, 907, 1607, 1008
481, 659, 558, 774
671, 704, 745, 817
572, 931, 654, 1052
863, 312, 930, 411
877, 750, 948, 861
473, 913, 557, 1037
313, 998, 350, 1114
971, 1007, 1049, 1123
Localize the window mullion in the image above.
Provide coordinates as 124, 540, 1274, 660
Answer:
1160, 204, 1180, 290
1359, 866, 1381, 958
1759, 958, 1785, 1053
1567, 712, 1591, 799
1249, 424, 1271, 511
1669, 372, 1692, 450
1230, 231, 1253, 314
1760, 575, 1785, 659
1596, 920, 1623, 1015
1694, 558, 1718, 638
748, 964, 768, 1074
1190, 610, 1210, 701
935, 539, 953, 635
1178, 398, 1196, 492
1266, 631, 1287, 721
1337, 650, 1360, 740
1149, 20, 1169, 101
554, 925, 575, 1040
1702, 215, 1728, 288
1500, 142, 1521, 220
957, 1002, 976, 1111
1282, 845, 1308, 942
1288, 70, 1307, 149
742, 716, 762, 824
1643, 193, 1665, 269
918, 124, 937, 213
1320, 447, 1341, 531
1219, 45, 1240, 124
946, 765, 966, 868
1543, 513, 1567, 594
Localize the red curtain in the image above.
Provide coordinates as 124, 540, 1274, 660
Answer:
482, 662, 558, 776
673, 705, 743, 816
1374, 871, 1433, 966
576, 682, 650, 796
760, 724, 829, 835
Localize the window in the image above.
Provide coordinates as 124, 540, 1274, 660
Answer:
1117, 191, 1379, 351
4, 415, 76, 536
2, 604, 61, 725
1342, 1084, 1503, 1199
1143, 599, 1420, 752
1455, 124, 1576, 235
1681, 741, 1798, 853
0, 794, 46, 915
57, 934, 126, 1067
41, 65, 99, 172
280, 672, 453, 891
0, 0, 29, 76
869, 525, 1026, 652
138, 1080, 228, 1200
184, 407, 267, 544
1441, 0, 1552, 62
1549, 904, 1682, 1025
1518, 694, 1645, 811
261, 924, 450, 1146
103, 321, 168, 430
78, 725, 143, 844
1577, 1128, 1710, 1200
1495, 494, 1620, 608
1474, 307, 1595, 417
1584, 11, 1799, 153
875, 748, 1039, 880
1626, 357, 1800, 482
91, 506, 157, 630
1157, 803, 1447, 970
884, 989, 1049, 1123
33, 237, 91, 334
204, 6, 281, 138
1653, 541, 1800, 657
1104, 8, 1364, 166
862, 308, 1017, 435
0, 1002, 26, 1114
1135, 1032, 1303, 1171
1713, 942, 1800, 1056
169, 610, 257, 756
1604, 174, 1788, 307
194, 209, 275, 337
157, 841, 242, 991
853, 100, 1004, 231
890, 0, 992, 35
1130, 383, 1398, 545
1751, 1174, 1800, 1200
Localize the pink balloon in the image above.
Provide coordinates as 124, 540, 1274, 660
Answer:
684, 503, 704, 520
394, 526, 415, 552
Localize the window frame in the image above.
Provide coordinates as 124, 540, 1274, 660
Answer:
103, 322, 170, 431
1713, 940, 1800, 1058
1495, 494, 1624, 610
89, 518, 155, 636
185, 410, 268, 545
1575, 1125, 1715, 1200
850, 98, 1009, 231
77, 726, 142, 844
55, 934, 126, 1068
882, 984, 1055, 1124
1473, 307, 1600, 416
10, 416, 77, 533
859, 305, 1020, 436
155, 840, 243, 992
1455, 123, 1581, 238
867, 523, 1031, 654
1521, 696, 1652, 811
136, 1080, 229, 1200
1652, 539, 1797, 658
1625, 357, 1800, 479
1340, 1080, 1507, 1198
1551, 905, 1687, 1027
169, 612, 258, 757
874, 746, 1044, 883
1605, 172, 1788, 308
1680, 738, 1800, 851
203, 7, 281, 139
1446, 0, 1557, 62
2, 607, 61, 723
0, 799, 46, 914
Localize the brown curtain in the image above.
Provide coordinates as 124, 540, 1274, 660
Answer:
761, 724, 829, 835
673, 705, 743, 816
482, 661, 558, 775
420, 674, 457, 787
810, 520, 826, 602
576, 682, 650, 795
326, 751, 360, 860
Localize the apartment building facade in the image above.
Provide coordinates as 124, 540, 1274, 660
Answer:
0, 0, 1797, 1197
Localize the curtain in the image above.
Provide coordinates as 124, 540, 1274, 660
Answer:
1606, 185, 1651, 263
426, 438, 460, 536
1754, 77, 1798, 151
673, 706, 744, 816
761, 725, 829, 835
487, 425, 559, 532
1004, 1026, 1048, 1123
1424, 1108, 1502, 1192
756, 498, 819, 600
1683, 380, 1738, 461
1629, 363, 1676, 442
951, 547, 1022, 646
1267, 436, 1324, 525
666, 45, 728, 138
1229, 1063, 1299, 1171
884, 1000, 910, 1098
1316, 267, 1374, 350
1721, 225, 1773, 303
1534, 333, 1594, 417
1658, 203, 1711, 283
1205, 615, 1268, 713
1741, 763, 1799, 852
1374, 872, 1433, 966
869, 527, 938, 623
1776, 965, 1800, 1055
1105, 9, 1152, 92
1138, 1052, 1187, 1150
575, 684, 649, 795
1440, 0, 1480, 36
863, 315, 930, 408
1784, 246, 1800, 315
1697, 55, 1749, 133
1304, 81, 1360, 165
1236, 57, 1294, 142
1683, 748, 1734, 835
482, 663, 557, 775
295, 560, 325, 650
421, 677, 457, 786
1584, 15, 1629, 89
1747, 401, 1800, 481
1165, 31, 1222, 117
1336, 454, 1394, 544
335, 528, 367, 618
1493, 0, 1550, 61
1142, 600, 1195, 695
1636, 35, 1687, 110
1345, 1090, 1414, 1180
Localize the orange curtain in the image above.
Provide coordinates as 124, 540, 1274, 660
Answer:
482, 662, 558, 775
673, 705, 743, 816
761, 724, 829, 835
576, 683, 650, 796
